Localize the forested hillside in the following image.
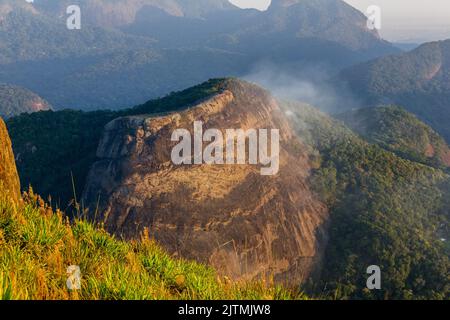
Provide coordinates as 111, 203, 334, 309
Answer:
338, 106, 450, 169
284, 101, 449, 299
339, 40, 450, 142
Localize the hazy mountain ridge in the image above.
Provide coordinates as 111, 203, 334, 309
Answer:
0, 84, 51, 119
339, 39, 450, 142
0, 3, 157, 64
0, 0, 397, 110
124, 0, 397, 66
33, 0, 238, 26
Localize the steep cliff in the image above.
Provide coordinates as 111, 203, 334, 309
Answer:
0, 117, 20, 204
82, 79, 328, 283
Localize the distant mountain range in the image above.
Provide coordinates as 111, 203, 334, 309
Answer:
339, 39, 450, 142
0, 0, 398, 110
33, 0, 237, 25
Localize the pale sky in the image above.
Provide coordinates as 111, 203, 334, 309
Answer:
229, 0, 450, 43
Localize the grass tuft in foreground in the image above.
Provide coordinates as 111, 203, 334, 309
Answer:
0, 188, 305, 300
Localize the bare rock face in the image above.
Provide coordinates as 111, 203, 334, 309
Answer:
82, 80, 328, 283
0, 117, 20, 204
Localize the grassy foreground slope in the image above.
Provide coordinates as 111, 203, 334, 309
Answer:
0, 188, 303, 300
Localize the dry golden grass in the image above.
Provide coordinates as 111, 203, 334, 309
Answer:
0, 188, 306, 300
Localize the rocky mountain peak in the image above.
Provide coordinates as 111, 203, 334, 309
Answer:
82, 79, 329, 283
